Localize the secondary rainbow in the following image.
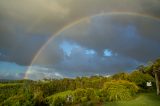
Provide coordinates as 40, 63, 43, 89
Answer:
24, 12, 160, 79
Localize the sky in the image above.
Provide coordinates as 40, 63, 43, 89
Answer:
0, 0, 160, 80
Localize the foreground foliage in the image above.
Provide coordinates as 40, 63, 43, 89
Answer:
1, 58, 160, 105
100, 80, 139, 101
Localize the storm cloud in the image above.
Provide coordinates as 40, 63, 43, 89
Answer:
0, 0, 160, 79
30, 14, 160, 79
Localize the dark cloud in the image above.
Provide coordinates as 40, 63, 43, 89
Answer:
28, 14, 160, 79
57, 14, 160, 62
0, 0, 160, 79
52, 46, 141, 77
0, 0, 160, 65
32, 41, 64, 65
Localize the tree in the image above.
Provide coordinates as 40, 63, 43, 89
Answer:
137, 65, 145, 73
136, 60, 160, 95
112, 72, 129, 80
152, 59, 160, 95
129, 71, 154, 90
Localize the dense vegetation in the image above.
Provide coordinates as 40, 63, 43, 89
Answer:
0, 58, 160, 106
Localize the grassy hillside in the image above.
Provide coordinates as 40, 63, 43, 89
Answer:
104, 92, 160, 106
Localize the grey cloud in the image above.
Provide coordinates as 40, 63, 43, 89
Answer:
0, 0, 160, 79
51, 46, 141, 77
0, 0, 160, 65
31, 14, 160, 78
57, 14, 160, 62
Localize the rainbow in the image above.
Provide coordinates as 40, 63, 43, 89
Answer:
24, 12, 160, 79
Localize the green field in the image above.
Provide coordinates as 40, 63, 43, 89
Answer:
104, 93, 160, 106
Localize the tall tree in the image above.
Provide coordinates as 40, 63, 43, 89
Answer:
152, 59, 160, 95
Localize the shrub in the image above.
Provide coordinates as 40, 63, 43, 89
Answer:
101, 80, 139, 101
0, 83, 22, 103
81, 97, 88, 102
46, 88, 100, 105
86, 88, 100, 103
72, 88, 101, 104
85, 88, 95, 100
73, 88, 86, 103
33, 90, 45, 105
46, 90, 73, 106
1, 94, 35, 106
129, 71, 155, 90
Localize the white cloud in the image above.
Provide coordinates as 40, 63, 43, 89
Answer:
26, 65, 63, 80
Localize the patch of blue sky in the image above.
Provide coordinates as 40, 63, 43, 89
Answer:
104, 49, 112, 57
60, 41, 79, 56
0, 61, 26, 74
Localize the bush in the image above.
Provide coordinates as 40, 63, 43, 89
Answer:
85, 88, 95, 100
129, 71, 155, 90
46, 90, 73, 106
73, 88, 87, 103
0, 83, 22, 103
46, 88, 100, 105
100, 80, 139, 101
81, 97, 88, 102
33, 90, 46, 105
1, 94, 35, 106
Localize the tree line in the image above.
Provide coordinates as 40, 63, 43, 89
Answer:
0, 58, 160, 106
